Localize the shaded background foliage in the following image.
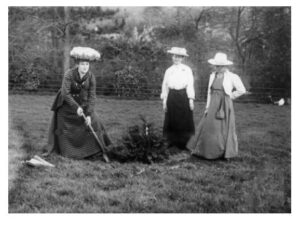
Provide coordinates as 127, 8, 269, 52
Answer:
9, 6, 291, 98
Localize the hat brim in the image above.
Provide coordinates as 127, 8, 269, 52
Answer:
208, 59, 233, 65
167, 50, 189, 57
71, 56, 99, 62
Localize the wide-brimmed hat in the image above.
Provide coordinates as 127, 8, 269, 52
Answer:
208, 52, 233, 65
167, 47, 189, 57
70, 47, 101, 61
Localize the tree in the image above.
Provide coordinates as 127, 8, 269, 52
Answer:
9, 6, 119, 88
253, 7, 291, 95
9, 6, 291, 98
63, 7, 71, 72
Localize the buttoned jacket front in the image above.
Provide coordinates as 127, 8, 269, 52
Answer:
52, 67, 96, 116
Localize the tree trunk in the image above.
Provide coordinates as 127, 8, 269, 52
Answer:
51, 8, 60, 75
63, 7, 70, 73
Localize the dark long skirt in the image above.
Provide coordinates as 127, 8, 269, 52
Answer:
45, 105, 112, 159
163, 89, 195, 149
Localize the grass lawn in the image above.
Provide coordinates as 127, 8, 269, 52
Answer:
8, 94, 291, 213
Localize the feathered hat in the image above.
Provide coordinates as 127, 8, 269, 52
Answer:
70, 47, 101, 61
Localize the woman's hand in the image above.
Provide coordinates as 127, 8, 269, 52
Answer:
204, 108, 208, 116
85, 116, 91, 126
77, 107, 83, 116
163, 100, 167, 112
189, 99, 194, 111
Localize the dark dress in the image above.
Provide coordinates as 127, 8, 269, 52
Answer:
187, 75, 238, 159
45, 67, 112, 159
163, 88, 195, 149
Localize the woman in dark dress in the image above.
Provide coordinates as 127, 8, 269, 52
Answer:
44, 47, 112, 159
161, 47, 195, 149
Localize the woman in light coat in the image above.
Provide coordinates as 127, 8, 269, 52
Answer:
187, 52, 246, 159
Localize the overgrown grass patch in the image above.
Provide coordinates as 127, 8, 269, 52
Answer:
8, 94, 291, 213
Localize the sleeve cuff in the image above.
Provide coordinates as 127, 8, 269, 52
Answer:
160, 94, 166, 100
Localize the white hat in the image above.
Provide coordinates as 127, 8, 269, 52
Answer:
70, 47, 101, 61
167, 47, 189, 57
208, 52, 233, 65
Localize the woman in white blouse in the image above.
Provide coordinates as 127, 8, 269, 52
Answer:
187, 52, 246, 159
161, 47, 195, 149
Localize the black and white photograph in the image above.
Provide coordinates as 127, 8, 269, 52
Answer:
5, 0, 296, 220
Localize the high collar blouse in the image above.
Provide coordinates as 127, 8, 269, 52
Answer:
160, 63, 195, 100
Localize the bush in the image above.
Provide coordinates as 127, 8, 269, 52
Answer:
10, 62, 40, 91
108, 115, 168, 164
9, 54, 59, 92
93, 38, 168, 98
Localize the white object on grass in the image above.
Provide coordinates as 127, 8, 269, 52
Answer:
274, 98, 285, 106
25, 155, 55, 167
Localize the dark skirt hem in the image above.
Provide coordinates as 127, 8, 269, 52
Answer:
46, 104, 112, 159
163, 88, 195, 147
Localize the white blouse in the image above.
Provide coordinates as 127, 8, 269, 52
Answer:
160, 63, 195, 100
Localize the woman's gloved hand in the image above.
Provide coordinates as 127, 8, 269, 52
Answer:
85, 116, 91, 126
77, 107, 84, 116
163, 99, 167, 112
204, 108, 208, 116
189, 99, 194, 111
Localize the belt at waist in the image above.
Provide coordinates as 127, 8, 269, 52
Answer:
211, 88, 225, 94
169, 88, 186, 93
